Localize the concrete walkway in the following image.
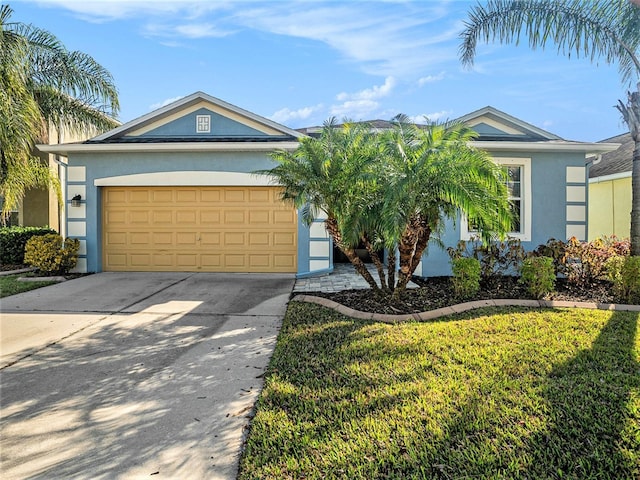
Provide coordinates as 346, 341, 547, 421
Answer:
293, 263, 418, 293
0, 272, 294, 480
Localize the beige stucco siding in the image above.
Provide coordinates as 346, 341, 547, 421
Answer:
588, 176, 631, 239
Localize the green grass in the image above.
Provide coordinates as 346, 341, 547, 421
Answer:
0, 274, 56, 298
238, 303, 640, 480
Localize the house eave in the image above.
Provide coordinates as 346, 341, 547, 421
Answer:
471, 141, 620, 155
36, 141, 301, 156
589, 171, 632, 183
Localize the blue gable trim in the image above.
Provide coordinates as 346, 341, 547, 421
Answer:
137, 108, 268, 138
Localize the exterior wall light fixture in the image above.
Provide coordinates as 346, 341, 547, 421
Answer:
71, 194, 82, 207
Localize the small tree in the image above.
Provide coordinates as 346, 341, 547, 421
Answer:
262, 119, 383, 292
265, 117, 513, 298
376, 116, 513, 298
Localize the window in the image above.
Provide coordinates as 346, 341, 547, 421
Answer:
196, 114, 211, 133
461, 157, 531, 241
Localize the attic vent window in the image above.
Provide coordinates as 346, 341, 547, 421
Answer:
196, 114, 211, 133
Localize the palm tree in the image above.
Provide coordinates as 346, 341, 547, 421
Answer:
265, 116, 512, 298
377, 116, 513, 297
262, 118, 384, 292
0, 4, 119, 222
459, 0, 640, 255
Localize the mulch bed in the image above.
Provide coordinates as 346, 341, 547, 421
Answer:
304, 276, 618, 315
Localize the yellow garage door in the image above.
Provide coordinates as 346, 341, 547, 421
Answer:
102, 186, 297, 272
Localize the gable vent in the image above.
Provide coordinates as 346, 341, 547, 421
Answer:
196, 114, 211, 133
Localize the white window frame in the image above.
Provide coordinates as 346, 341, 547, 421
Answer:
460, 157, 532, 242
196, 114, 211, 133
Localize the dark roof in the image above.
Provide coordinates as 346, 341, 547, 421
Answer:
589, 132, 633, 178
84, 135, 298, 144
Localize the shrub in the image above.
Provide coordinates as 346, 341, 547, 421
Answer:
447, 237, 525, 278
520, 256, 555, 299
533, 236, 631, 286
24, 234, 80, 276
532, 238, 568, 276
451, 257, 481, 300
0, 226, 57, 265
613, 256, 640, 304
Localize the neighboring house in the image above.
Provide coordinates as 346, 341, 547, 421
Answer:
8, 126, 100, 233
588, 132, 633, 240
38, 93, 618, 276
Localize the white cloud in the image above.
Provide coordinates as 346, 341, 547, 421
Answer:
409, 110, 453, 124
29, 0, 225, 22
29, 1, 462, 77
330, 77, 396, 120
330, 99, 379, 120
418, 72, 446, 86
270, 104, 323, 124
143, 22, 236, 39
336, 77, 395, 102
149, 95, 185, 110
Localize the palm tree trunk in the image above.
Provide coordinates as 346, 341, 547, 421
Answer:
361, 234, 389, 291
410, 222, 431, 274
387, 248, 396, 292
617, 85, 640, 255
394, 215, 421, 297
325, 217, 381, 291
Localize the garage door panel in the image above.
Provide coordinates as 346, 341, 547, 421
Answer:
105, 232, 127, 246
152, 211, 173, 224
200, 189, 221, 202
274, 210, 295, 224
130, 253, 151, 266
201, 211, 221, 224
176, 210, 197, 223
129, 190, 150, 203
152, 190, 173, 203
106, 210, 127, 224
248, 232, 270, 246
224, 254, 246, 267
152, 232, 173, 244
176, 232, 198, 245
177, 254, 197, 267
224, 211, 245, 224
200, 232, 221, 245
224, 189, 246, 202
176, 189, 197, 202
130, 232, 150, 244
103, 186, 296, 272
224, 232, 245, 245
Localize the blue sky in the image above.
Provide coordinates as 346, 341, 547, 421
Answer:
12, 0, 631, 142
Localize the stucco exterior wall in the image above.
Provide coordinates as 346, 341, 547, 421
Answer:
420, 150, 589, 277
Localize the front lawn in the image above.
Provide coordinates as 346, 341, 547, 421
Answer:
0, 274, 57, 298
238, 303, 640, 479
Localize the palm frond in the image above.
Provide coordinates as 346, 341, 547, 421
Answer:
460, 0, 640, 85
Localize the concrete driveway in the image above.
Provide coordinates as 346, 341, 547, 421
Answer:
0, 272, 294, 479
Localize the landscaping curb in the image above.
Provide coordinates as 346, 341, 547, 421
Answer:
291, 294, 640, 323
0, 268, 35, 277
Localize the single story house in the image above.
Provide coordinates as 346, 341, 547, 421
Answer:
38, 92, 618, 276
588, 132, 633, 240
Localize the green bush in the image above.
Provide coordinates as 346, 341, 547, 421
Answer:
0, 226, 57, 265
613, 256, 640, 304
447, 237, 524, 278
24, 234, 80, 276
451, 257, 481, 300
533, 236, 631, 286
520, 256, 555, 299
